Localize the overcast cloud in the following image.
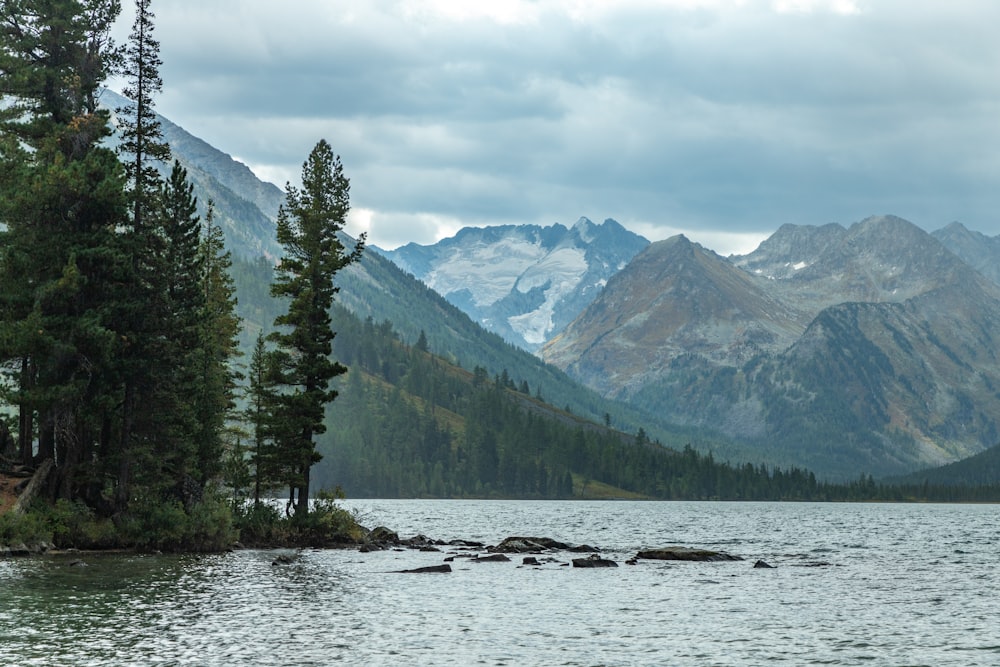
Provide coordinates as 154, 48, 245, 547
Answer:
111, 0, 1000, 254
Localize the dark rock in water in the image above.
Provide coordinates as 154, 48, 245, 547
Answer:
419, 546, 441, 552
490, 537, 571, 553
272, 554, 298, 566
635, 547, 743, 562
523, 556, 541, 566
753, 560, 776, 569
68, 559, 87, 567
8, 542, 30, 557
572, 554, 618, 568
367, 526, 400, 545
395, 564, 452, 574
403, 534, 441, 548
473, 553, 511, 563
447, 539, 485, 548
625, 558, 638, 565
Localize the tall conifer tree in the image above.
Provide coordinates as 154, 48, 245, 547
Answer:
269, 139, 364, 517
0, 0, 125, 498
194, 202, 243, 484
113, 0, 172, 509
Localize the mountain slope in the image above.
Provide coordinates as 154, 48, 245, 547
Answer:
890, 443, 1000, 487
545, 215, 1000, 478
377, 218, 648, 351
543, 234, 807, 395
932, 221, 1000, 286
102, 89, 283, 260
154, 97, 1000, 480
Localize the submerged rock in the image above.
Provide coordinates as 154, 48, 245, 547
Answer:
635, 547, 743, 562
272, 554, 299, 566
472, 553, 511, 563
572, 554, 618, 568
367, 526, 400, 545
447, 539, 485, 548
753, 560, 776, 569
395, 564, 452, 574
488, 536, 596, 553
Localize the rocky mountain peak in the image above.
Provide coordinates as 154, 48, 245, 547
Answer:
543, 213, 1000, 477
376, 219, 649, 351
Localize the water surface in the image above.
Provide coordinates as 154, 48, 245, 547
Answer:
1, 500, 998, 665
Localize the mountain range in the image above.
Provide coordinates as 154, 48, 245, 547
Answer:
543, 216, 1000, 477
376, 219, 648, 351
144, 93, 1000, 481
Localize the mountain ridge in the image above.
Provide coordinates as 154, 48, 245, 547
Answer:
376, 217, 649, 351
544, 215, 1000, 478
148, 95, 1000, 481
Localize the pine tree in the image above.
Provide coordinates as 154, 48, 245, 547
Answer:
194, 201, 243, 484
0, 0, 122, 148
244, 331, 278, 506
112, 0, 172, 510
269, 139, 364, 517
130, 160, 205, 498
0, 0, 126, 497
117, 0, 169, 225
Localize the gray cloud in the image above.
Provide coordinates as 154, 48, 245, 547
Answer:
118, 0, 1000, 251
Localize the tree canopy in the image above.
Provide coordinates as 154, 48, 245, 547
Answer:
266, 139, 365, 517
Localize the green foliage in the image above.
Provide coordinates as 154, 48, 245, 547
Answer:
121, 493, 235, 552
289, 490, 365, 545
33, 499, 118, 549
232, 502, 286, 545
231, 491, 365, 547
267, 139, 364, 516
0, 507, 52, 545
0, 1, 246, 547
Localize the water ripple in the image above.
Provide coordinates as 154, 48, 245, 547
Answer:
1, 501, 998, 665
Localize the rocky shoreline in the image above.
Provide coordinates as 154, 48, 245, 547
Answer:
268, 526, 763, 571
2, 525, 785, 570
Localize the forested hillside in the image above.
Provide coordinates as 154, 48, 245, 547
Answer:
299, 302, 1000, 502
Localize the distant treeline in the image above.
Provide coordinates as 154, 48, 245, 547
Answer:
235, 284, 1000, 502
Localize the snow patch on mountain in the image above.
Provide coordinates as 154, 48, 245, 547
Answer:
510, 247, 589, 345
376, 219, 649, 351
424, 237, 547, 306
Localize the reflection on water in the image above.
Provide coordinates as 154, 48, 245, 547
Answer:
1, 501, 999, 665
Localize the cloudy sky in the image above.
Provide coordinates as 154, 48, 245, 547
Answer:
111, 0, 1000, 254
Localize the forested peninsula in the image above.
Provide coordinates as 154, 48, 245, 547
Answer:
0, 0, 366, 551
4, 0, 1000, 558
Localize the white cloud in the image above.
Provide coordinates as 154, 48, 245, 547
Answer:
771, 0, 862, 14
401, 0, 542, 24
125, 0, 1000, 254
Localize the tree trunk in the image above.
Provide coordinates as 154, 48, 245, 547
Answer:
13, 458, 53, 514
37, 410, 55, 462
18, 357, 34, 466
295, 464, 310, 517
117, 381, 136, 512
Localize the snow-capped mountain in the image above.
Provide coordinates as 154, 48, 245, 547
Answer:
376, 218, 649, 351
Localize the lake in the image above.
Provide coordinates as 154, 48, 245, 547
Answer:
1, 500, 998, 666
